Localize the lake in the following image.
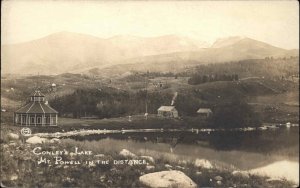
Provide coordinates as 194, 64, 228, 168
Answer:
62, 126, 299, 183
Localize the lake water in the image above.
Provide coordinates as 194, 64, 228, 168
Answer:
63, 127, 299, 184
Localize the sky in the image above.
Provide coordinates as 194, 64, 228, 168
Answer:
1, 0, 299, 49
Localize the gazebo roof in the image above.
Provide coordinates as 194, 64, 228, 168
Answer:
15, 101, 58, 114
30, 90, 45, 97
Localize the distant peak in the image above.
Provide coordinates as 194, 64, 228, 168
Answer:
211, 36, 248, 48
42, 31, 103, 41
215, 36, 247, 42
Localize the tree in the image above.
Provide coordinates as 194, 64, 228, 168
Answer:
212, 100, 261, 128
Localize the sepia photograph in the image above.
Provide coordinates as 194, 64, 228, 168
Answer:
1, 0, 299, 187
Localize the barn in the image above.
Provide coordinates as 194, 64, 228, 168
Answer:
14, 90, 58, 126
157, 106, 178, 118
197, 108, 213, 119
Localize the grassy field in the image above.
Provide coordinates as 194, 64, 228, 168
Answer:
1, 111, 210, 134
1, 74, 299, 127
248, 90, 299, 123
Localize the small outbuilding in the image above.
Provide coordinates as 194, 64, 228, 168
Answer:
14, 90, 58, 126
197, 108, 213, 119
157, 106, 178, 118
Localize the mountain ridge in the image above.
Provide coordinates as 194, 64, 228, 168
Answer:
1, 32, 298, 75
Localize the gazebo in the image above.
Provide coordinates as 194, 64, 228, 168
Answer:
14, 90, 58, 126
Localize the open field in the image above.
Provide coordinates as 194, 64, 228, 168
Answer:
248, 90, 299, 123
1, 73, 299, 127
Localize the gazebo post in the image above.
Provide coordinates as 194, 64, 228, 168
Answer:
50, 114, 52, 126
35, 114, 37, 126
26, 114, 29, 126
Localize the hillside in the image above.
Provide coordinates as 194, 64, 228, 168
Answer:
88, 55, 299, 77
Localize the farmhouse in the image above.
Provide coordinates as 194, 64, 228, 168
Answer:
14, 90, 58, 126
197, 108, 213, 119
157, 106, 178, 118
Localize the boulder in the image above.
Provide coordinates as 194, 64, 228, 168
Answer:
49, 138, 60, 143
176, 165, 185, 170
26, 136, 48, 144
8, 133, 19, 140
10, 174, 18, 181
194, 159, 213, 169
139, 170, 197, 188
9, 142, 16, 147
214, 175, 223, 181
196, 171, 202, 175
99, 175, 106, 182
165, 164, 172, 169
145, 165, 155, 170
119, 149, 136, 158
232, 170, 250, 178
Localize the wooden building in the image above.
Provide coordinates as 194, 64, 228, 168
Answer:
14, 90, 58, 126
157, 106, 179, 118
197, 108, 213, 119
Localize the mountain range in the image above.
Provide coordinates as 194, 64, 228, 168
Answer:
1, 32, 298, 75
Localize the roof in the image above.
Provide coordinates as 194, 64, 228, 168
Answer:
197, 108, 212, 113
15, 101, 58, 114
158, 106, 177, 112
30, 90, 45, 97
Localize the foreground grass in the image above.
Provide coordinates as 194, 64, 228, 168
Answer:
1, 125, 297, 188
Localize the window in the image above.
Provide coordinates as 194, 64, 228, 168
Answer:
37, 117, 41, 124
46, 117, 50, 124
31, 117, 35, 124
22, 116, 26, 124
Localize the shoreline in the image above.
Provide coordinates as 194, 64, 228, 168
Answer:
32, 124, 298, 138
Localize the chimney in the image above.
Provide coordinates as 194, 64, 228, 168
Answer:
171, 92, 178, 106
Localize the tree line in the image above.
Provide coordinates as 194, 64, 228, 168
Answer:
188, 74, 239, 85
50, 87, 261, 128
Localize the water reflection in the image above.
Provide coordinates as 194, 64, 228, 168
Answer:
67, 127, 299, 158
62, 127, 299, 183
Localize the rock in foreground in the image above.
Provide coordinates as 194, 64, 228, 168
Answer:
232, 170, 250, 178
119, 149, 136, 158
139, 170, 197, 188
194, 159, 213, 169
26, 136, 47, 144
8, 133, 19, 140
